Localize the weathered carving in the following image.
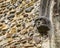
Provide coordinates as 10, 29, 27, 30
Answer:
35, 16, 51, 36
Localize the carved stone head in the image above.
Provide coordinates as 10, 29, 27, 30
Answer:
34, 16, 51, 36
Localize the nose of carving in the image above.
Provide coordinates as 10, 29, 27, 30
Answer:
35, 16, 51, 36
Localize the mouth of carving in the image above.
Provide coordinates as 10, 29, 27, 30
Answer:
37, 24, 50, 32
37, 25, 50, 36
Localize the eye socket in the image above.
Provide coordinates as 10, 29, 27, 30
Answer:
37, 21, 41, 25
35, 20, 41, 27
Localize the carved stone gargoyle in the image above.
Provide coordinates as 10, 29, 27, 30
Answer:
34, 16, 51, 36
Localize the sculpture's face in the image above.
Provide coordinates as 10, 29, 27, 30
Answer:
35, 17, 47, 27
35, 16, 51, 36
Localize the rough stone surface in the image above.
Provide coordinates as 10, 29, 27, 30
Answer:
0, 0, 60, 48
0, 0, 42, 48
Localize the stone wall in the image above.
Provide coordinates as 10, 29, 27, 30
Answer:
0, 0, 60, 48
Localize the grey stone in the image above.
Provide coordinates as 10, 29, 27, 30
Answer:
25, 6, 34, 13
